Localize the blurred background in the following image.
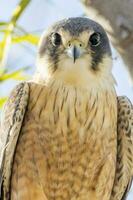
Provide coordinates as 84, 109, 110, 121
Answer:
0, 0, 133, 199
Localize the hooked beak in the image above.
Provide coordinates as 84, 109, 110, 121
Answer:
67, 45, 83, 63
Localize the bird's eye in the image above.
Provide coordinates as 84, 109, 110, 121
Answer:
89, 33, 101, 46
51, 33, 61, 46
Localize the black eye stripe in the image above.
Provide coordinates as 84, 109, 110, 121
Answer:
89, 32, 101, 46
51, 32, 62, 46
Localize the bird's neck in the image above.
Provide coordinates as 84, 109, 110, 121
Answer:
33, 70, 116, 97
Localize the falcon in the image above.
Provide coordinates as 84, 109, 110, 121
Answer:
0, 17, 133, 200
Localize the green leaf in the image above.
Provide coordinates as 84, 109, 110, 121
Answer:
0, 97, 7, 108
0, 24, 28, 36
11, 0, 31, 23
12, 34, 39, 45
0, 29, 7, 33
0, 21, 7, 26
0, 69, 28, 81
0, 0, 31, 68
0, 67, 6, 76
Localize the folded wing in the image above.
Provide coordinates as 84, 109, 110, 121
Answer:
0, 82, 29, 200
110, 96, 133, 200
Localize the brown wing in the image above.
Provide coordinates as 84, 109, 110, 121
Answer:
110, 96, 133, 200
0, 82, 29, 200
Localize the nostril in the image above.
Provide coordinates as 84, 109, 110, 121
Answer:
68, 42, 71, 47
79, 43, 82, 47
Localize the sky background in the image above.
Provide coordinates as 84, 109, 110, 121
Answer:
0, 0, 133, 199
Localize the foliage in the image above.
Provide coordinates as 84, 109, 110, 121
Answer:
0, 0, 40, 108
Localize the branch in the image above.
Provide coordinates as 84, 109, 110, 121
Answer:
81, 0, 133, 83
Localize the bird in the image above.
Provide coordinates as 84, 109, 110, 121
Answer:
0, 17, 133, 200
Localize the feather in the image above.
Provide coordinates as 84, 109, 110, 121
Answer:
110, 96, 133, 200
0, 82, 29, 200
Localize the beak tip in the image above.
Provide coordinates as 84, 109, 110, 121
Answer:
67, 45, 81, 63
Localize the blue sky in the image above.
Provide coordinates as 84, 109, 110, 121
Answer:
0, 0, 133, 198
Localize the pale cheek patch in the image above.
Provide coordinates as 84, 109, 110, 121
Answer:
97, 55, 112, 74
90, 55, 116, 88
34, 56, 54, 83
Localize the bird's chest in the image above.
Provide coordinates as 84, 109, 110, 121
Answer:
32, 85, 116, 191
37, 84, 117, 144
11, 84, 117, 200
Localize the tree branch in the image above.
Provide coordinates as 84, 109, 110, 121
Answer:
81, 0, 133, 83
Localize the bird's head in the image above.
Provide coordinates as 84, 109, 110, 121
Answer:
36, 17, 115, 88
